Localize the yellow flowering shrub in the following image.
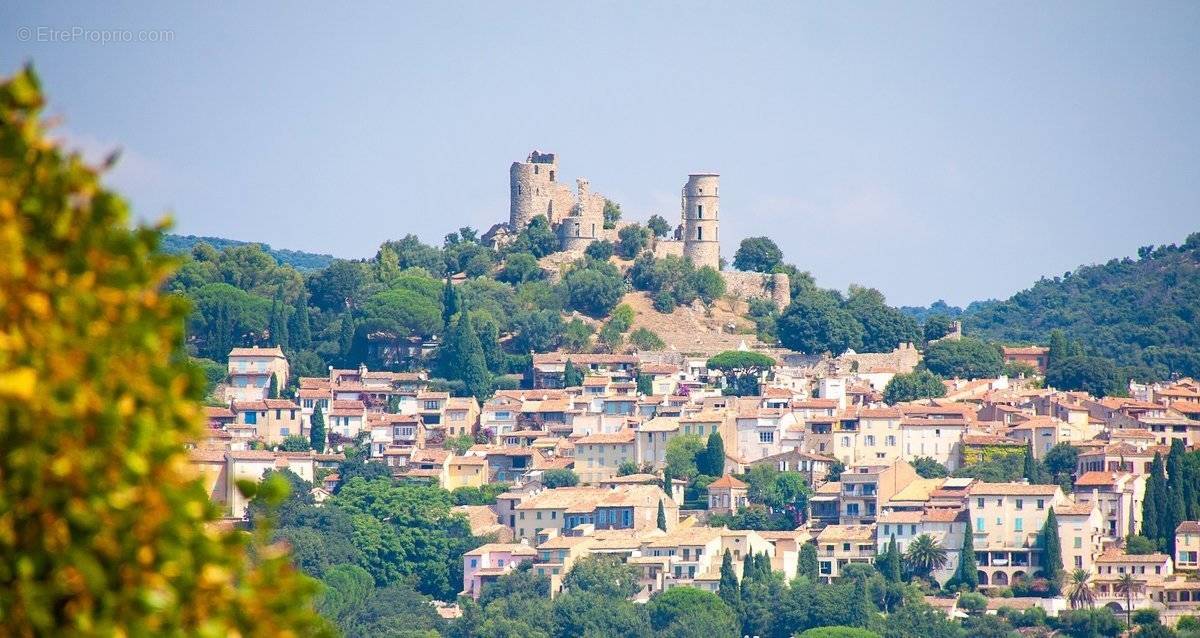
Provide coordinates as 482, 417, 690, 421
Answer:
0, 66, 332, 636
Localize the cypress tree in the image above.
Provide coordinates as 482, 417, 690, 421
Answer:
742, 552, 755, 582
1047, 330, 1069, 368
288, 292, 312, 349
955, 517, 978, 591
1149, 453, 1169, 545
338, 313, 354, 361
1168, 485, 1187, 556
799, 542, 819, 580
1039, 509, 1063, 587
718, 549, 740, 608
657, 500, 667, 531
1023, 442, 1041, 484
268, 286, 288, 350
848, 578, 872, 628
268, 373, 280, 399
1143, 476, 1161, 543
442, 310, 491, 400
563, 359, 583, 387
309, 404, 326, 452
886, 535, 902, 583
442, 277, 459, 328
755, 552, 771, 579
703, 432, 726, 477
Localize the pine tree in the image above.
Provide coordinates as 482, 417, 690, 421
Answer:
1039, 509, 1064, 587
702, 432, 726, 477
955, 517, 978, 590
563, 359, 583, 387
799, 542, 819, 580
289, 292, 312, 349
657, 500, 667, 531
268, 373, 280, 399
309, 404, 326, 452
442, 277, 459, 328
268, 284, 289, 350
718, 549, 740, 608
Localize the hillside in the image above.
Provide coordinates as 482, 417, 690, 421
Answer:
963, 233, 1200, 378
161, 234, 335, 272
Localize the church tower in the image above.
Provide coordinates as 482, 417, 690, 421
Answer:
681, 173, 720, 270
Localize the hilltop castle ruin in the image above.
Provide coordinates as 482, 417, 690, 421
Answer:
485, 150, 789, 309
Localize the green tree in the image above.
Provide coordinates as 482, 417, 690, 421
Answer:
1046, 356, 1121, 396
646, 214, 671, 238
844, 286, 921, 353
718, 549, 740, 609
310, 404, 326, 452
665, 434, 705, 480
497, 251, 541, 284
777, 291, 863, 355
923, 337, 1004, 379
629, 327, 665, 350
584, 239, 615, 261
912, 456, 949, 478
442, 277, 460, 327
923, 314, 954, 342
904, 534, 948, 582
280, 435, 310, 451
289, 291, 312, 349
269, 283, 290, 349
338, 313, 355, 361
657, 500, 667, 531
563, 259, 624, 318
560, 318, 593, 352
603, 199, 623, 228
616, 223, 650, 259
1039, 509, 1064, 587
541, 468, 579, 488
733, 236, 784, 273
0, 66, 329, 634
799, 542, 819, 580
437, 310, 492, 400
648, 586, 738, 638
883, 369, 947, 404
268, 371, 281, 399
700, 432, 727, 477
1067, 568, 1096, 610
953, 516, 979, 590
508, 215, 559, 257
562, 555, 641, 598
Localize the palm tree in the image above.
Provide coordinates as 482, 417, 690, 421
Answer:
904, 534, 948, 581
1066, 569, 1095, 610
1114, 573, 1136, 627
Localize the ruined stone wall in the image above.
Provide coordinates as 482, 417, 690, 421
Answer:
721, 271, 791, 310
653, 239, 685, 260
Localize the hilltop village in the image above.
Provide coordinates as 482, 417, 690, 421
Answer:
172, 152, 1200, 635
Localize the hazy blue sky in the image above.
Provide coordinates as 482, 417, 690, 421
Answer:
4, 2, 1198, 306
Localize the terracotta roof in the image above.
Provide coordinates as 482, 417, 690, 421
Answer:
921, 508, 967, 523
1095, 550, 1171, 564
817, 524, 875, 542
1054, 502, 1096, 516
969, 482, 1059, 496
708, 475, 748, 490
204, 406, 235, 419
1003, 346, 1049, 356
228, 346, 285, 358
188, 449, 228, 463
1177, 521, 1200, 534
1075, 471, 1128, 488
576, 429, 636, 444
232, 399, 299, 411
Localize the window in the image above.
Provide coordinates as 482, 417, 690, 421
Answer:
280, 427, 289, 436
759, 431, 774, 443
697, 227, 703, 241
976, 498, 984, 508
1075, 537, 1082, 549
843, 543, 851, 552
1014, 518, 1023, 532
976, 517, 985, 531
865, 435, 875, 446
1016, 499, 1023, 510
910, 525, 917, 535
885, 435, 896, 446
424, 401, 439, 410
697, 205, 703, 218
1036, 499, 1045, 510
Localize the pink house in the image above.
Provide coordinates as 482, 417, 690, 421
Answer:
462, 543, 537, 599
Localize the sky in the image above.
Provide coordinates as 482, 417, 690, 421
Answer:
3, 2, 1198, 307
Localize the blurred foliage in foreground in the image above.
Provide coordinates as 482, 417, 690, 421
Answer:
0, 65, 330, 636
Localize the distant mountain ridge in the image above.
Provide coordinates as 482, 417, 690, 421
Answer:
161, 234, 335, 272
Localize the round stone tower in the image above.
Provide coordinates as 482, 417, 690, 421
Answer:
510, 151, 558, 230
681, 173, 720, 270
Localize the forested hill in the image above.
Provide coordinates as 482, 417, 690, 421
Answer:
962, 232, 1200, 379
161, 234, 334, 271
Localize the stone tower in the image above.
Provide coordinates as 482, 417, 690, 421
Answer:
681, 173, 720, 270
510, 151, 574, 230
